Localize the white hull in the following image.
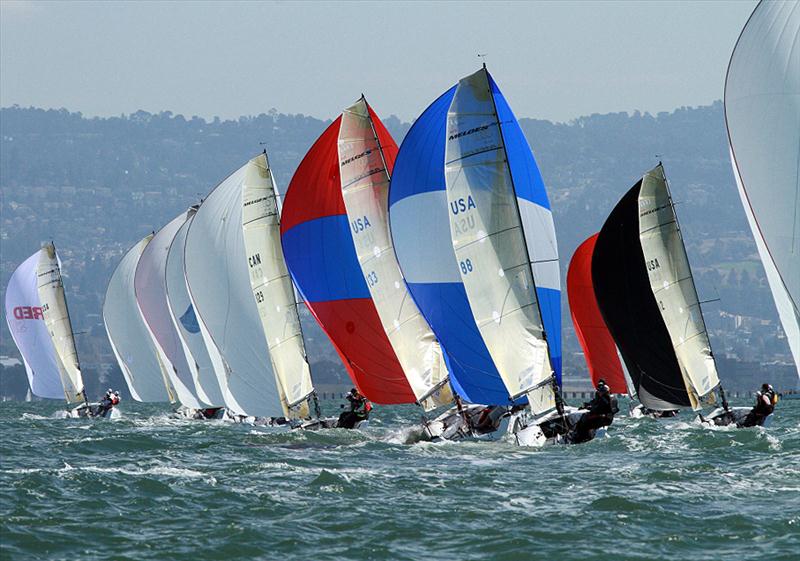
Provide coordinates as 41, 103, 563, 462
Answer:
425, 404, 509, 442
65, 403, 120, 419
701, 406, 773, 428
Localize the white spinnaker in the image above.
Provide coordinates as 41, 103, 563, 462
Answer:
104, 235, 174, 402
242, 152, 314, 418
338, 98, 453, 411
444, 68, 554, 413
37, 243, 85, 404
638, 165, 720, 410
165, 211, 225, 407
725, 0, 800, 377
5, 250, 64, 400
184, 155, 283, 418
135, 213, 205, 409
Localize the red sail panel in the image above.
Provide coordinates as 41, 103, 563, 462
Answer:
280, 108, 415, 404
567, 234, 627, 393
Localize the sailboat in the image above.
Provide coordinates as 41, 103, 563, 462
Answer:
280, 104, 417, 413
184, 152, 323, 424
5, 243, 117, 418
337, 96, 453, 413
135, 211, 208, 414
104, 234, 176, 403
725, 0, 799, 380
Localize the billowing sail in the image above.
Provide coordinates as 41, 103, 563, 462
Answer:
104, 235, 174, 402
638, 164, 720, 408
593, 181, 691, 410
338, 97, 453, 410
37, 243, 85, 404
242, 152, 314, 418
444, 67, 557, 413
135, 213, 205, 410
184, 155, 284, 418
725, 1, 800, 377
5, 250, 65, 400
567, 234, 627, 393
280, 114, 415, 405
165, 211, 225, 407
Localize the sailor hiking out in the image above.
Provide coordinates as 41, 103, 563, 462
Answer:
568, 379, 618, 443
337, 388, 372, 429
738, 384, 777, 428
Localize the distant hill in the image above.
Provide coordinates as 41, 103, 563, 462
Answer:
0, 103, 794, 398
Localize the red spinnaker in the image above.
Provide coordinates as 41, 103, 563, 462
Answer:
567, 234, 627, 393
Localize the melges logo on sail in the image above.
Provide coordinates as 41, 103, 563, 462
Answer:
13, 306, 43, 320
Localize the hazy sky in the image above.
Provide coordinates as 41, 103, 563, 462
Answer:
1, 0, 756, 123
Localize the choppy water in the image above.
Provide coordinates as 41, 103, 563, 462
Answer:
1, 398, 798, 560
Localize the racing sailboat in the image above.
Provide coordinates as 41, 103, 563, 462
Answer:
337, 96, 453, 412
104, 234, 176, 403
5, 243, 116, 418
725, 0, 799, 380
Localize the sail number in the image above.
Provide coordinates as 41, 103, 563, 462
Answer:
255, 290, 265, 303
646, 258, 660, 271
460, 259, 474, 275
366, 271, 378, 287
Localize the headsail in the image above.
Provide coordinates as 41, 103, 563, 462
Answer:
638, 164, 720, 408
5, 250, 65, 400
593, 180, 691, 410
443, 67, 558, 413
165, 210, 225, 407
135, 213, 205, 410
184, 155, 284, 418
280, 114, 415, 404
104, 235, 175, 402
37, 243, 85, 404
338, 97, 452, 410
725, 0, 800, 377
567, 234, 627, 394
242, 153, 314, 418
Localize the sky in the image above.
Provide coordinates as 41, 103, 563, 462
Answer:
0, 0, 756, 123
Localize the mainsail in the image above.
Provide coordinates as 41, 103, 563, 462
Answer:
241, 152, 314, 418
725, 0, 800, 377
104, 235, 175, 402
184, 154, 286, 418
5, 250, 66, 400
638, 164, 720, 408
165, 210, 225, 407
338, 97, 452, 410
280, 113, 415, 405
443, 67, 558, 413
567, 233, 628, 394
36, 243, 85, 404
135, 213, 205, 410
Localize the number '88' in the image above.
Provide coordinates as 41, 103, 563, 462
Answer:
460, 259, 473, 275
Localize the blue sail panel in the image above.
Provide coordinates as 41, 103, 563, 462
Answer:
489, 73, 563, 385
389, 86, 521, 406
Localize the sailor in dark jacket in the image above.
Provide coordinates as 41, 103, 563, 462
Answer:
569, 379, 618, 443
336, 388, 372, 429
738, 383, 777, 427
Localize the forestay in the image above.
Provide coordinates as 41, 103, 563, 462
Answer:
37, 243, 85, 404
135, 213, 205, 410
184, 155, 284, 418
725, 0, 800, 377
5, 250, 65, 400
242, 153, 314, 418
444, 67, 555, 414
104, 235, 174, 402
638, 165, 719, 409
338, 97, 452, 410
165, 211, 225, 407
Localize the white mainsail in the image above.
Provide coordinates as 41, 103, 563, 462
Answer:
184, 154, 285, 418
104, 235, 175, 402
725, 0, 800, 377
444, 68, 555, 413
638, 165, 720, 409
242, 152, 315, 418
338, 97, 453, 410
5, 250, 65, 400
37, 243, 85, 404
135, 213, 205, 409
165, 210, 226, 407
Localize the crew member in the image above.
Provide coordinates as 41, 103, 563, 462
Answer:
738, 383, 777, 427
337, 387, 372, 429
569, 379, 618, 443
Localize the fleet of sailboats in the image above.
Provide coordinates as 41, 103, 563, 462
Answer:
3, 1, 796, 439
